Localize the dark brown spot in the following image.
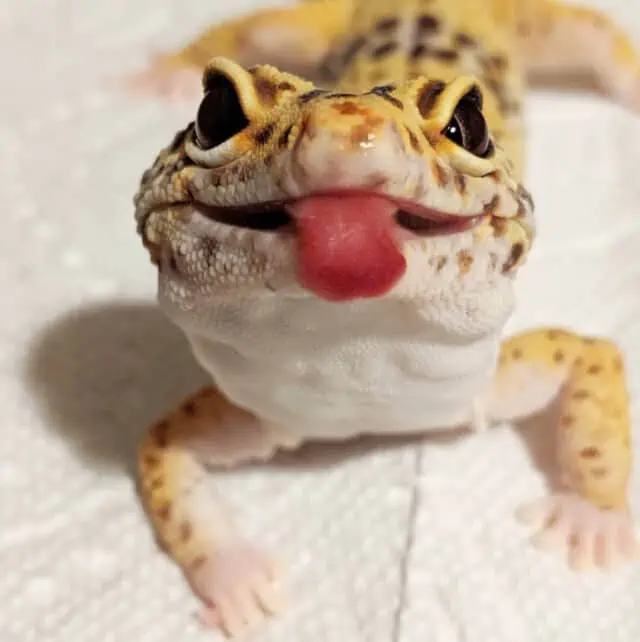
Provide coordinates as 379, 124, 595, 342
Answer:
376, 17, 399, 32
157, 502, 171, 522
547, 329, 561, 340
457, 250, 474, 275
512, 348, 523, 360
278, 125, 294, 149
573, 389, 589, 400
183, 401, 197, 416
278, 81, 296, 92
180, 521, 193, 542
411, 44, 458, 63
453, 171, 467, 195
490, 217, 508, 237
435, 256, 447, 271
417, 14, 440, 32
454, 32, 477, 47
154, 421, 170, 448
483, 195, 500, 216
342, 36, 367, 66
410, 43, 429, 61
254, 122, 276, 146
431, 160, 449, 187
560, 414, 575, 428
587, 364, 603, 375
372, 41, 398, 58
417, 80, 445, 116
406, 127, 422, 152
502, 242, 524, 273
143, 454, 160, 469
433, 49, 458, 62
333, 101, 367, 115
580, 447, 601, 459
487, 170, 501, 183
553, 350, 565, 364
253, 76, 278, 107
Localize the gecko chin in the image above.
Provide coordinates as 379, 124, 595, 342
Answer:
196, 191, 483, 302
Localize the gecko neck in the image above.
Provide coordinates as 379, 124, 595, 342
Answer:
326, 0, 525, 175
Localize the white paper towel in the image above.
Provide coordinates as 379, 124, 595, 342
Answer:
1, 1, 640, 640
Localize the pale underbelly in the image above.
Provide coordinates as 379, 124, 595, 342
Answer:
188, 335, 496, 440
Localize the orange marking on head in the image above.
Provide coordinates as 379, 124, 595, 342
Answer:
333, 101, 368, 116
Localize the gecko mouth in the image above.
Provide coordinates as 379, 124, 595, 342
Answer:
196, 192, 482, 237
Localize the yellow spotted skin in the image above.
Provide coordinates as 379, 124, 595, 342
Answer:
495, 329, 632, 511
128, 0, 640, 635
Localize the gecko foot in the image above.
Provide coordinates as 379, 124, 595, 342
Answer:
516, 493, 640, 571
191, 542, 285, 638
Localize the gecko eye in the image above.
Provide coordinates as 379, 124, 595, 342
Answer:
443, 95, 491, 157
195, 74, 250, 150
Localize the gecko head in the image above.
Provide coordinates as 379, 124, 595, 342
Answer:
134, 57, 534, 318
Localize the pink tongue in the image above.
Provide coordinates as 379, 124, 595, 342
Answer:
287, 194, 406, 301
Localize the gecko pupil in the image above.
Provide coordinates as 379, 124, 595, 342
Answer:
444, 98, 491, 157
195, 75, 250, 150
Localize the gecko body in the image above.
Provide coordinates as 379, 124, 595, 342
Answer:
130, 0, 640, 637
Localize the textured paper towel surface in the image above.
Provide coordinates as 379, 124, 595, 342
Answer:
1, 0, 640, 640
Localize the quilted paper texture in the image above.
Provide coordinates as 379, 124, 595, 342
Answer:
1, 1, 640, 641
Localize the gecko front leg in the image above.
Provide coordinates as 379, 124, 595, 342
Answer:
485, 328, 639, 570
138, 386, 298, 638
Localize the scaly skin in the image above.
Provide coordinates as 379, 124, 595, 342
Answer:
129, 0, 640, 637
